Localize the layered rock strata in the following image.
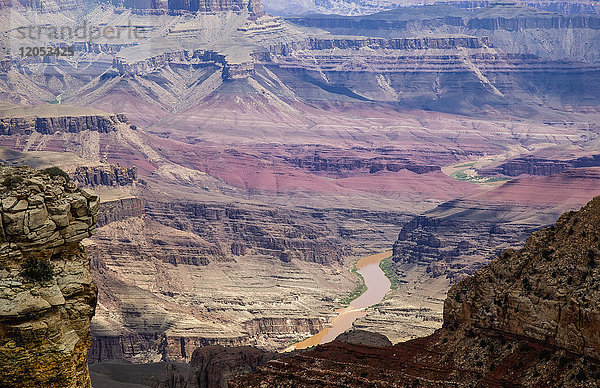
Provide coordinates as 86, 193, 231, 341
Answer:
0, 114, 128, 135
146, 200, 347, 265
73, 165, 138, 188
286, 3, 600, 63
97, 197, 145, 226
233, 195, 600, 386
392, 168, 600, 283
168, 0, 264, 17
481, 154, 600, 177
0, 166, 99, 387
114, 49, 256, 80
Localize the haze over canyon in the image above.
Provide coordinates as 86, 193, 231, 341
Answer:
1, 0, 600, 386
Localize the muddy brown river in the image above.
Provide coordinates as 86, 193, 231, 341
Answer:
285, 251, 393, 351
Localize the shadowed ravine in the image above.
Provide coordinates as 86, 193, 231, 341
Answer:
285, 251, 393, 351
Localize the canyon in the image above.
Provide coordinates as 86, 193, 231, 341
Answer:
1, 0, 600, 386
233, 195, 600, 386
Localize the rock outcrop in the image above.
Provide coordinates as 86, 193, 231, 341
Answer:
168, 0, 264, 17
0, 166, 99, 387
97, 197, 145, 226
392, 167, 600, 282
233, 195, 600, 386
73, 165, 138, 188
182, 345, 280, 388
445, 195, 600, 359
0, 114, 128, 135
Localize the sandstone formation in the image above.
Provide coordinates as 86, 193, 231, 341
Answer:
233, 195, 600, 386
392, 167, 600, 283
0, 166, 99, 387
97, 197, 145, 226
73, 165, 138, 188
181, 345, 280, 387
0, 114, 128, 135
168, 0, 264, 17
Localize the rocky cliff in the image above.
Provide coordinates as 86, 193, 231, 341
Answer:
97, 197, 145, 226
168, 0, 264, 17
233, 195, 600, 386
73, 165, 138, 188
480, 154, 600, 177
0, 114, 128, 135
146, 200, 347, 265
0, 166, 99, 387
392, 168, 600, 283
445, 195, 600, 360
287, 3, 600, 63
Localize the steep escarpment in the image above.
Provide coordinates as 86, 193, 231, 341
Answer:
73, 165, 138, 188
97, 197, 145, 226
392, 168, 600, 283
234, 195, 600, 387
0, 166, 98, 387
168, 0, 264, 17
146, 200, 347, 264
287, 3, 600, 63
0, 114, 128, 135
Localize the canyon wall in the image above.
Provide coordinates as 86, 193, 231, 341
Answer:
146, 201, 347, 264
232, 195, 600, 386
0, 114, 128, 135
168, 0, 264, 17
97, 197, 145, 226
0, 166, 99, 387
73, 165, 138, 188
445, 196, 600, 359
392, 168, 600, 282
286, 4, 600, 63
481, 154, 600, 177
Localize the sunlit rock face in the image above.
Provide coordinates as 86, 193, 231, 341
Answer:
168, 0, 265, 17
0, 166, 98, 388
231, 196, 600, 386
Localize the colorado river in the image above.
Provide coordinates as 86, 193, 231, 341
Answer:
285, 251, 393, 351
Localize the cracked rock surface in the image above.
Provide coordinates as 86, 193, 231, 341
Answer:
0, 166, 98, 388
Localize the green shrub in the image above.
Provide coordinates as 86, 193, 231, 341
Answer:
21, 257, 54, 281
2, 174, 24, 188
44, 166, 70, 182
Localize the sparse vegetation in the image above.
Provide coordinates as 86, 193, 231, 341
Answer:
341, 267, 367, 305
3, 174, 24, 188
44, 166, 70, 182
21, 257, 54, 281
450, 166, 509, 185
379, 256, 402, 290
